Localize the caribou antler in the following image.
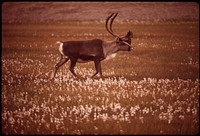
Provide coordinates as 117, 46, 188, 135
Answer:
106, 13, 120, 38
109, 13, 118, 33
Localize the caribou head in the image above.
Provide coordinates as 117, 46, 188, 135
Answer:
106, 13, 133, 51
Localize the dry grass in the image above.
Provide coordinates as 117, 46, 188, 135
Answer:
2, 21, 199, 134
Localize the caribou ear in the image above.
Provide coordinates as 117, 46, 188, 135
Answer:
126, 31, 133, 38
116, 37, 120, 43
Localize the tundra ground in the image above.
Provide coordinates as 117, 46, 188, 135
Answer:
2, 21, 199, 134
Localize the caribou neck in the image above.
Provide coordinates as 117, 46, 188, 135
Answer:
102, 40, 119, 59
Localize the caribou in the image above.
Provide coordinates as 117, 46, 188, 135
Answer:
51, 13, 133, 79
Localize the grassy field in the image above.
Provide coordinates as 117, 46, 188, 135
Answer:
1, 21, 199, 134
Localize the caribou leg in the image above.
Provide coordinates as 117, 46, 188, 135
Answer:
69, 58, 78, 77
91, 59, 103, 78
99, 62, 103, 77
51, 55, 69, 79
